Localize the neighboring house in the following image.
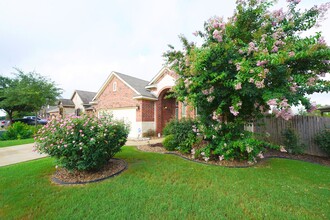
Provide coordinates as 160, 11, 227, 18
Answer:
45, 90, 97, 118
58, 99, 75, 116
92, 67, 196, 138
71, 90, 97, 115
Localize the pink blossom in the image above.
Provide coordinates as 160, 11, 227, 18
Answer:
207, 96, 215, 103
249, 78, 255, 83
219, 155, 224, 161
229, 106, 239, 116
255, 80, 265, 88
238, 49, 244, 54
267, 99, 277, 106
235, 83, 242, 90
288, 51, 295, 57
192, 31, 198, 36
213, 30, 223, 42
246, 146, 253, 153
307, 102, 318, 113
257, 152, 264, 159
236, 63, 241, 71
79, 130, 83, 133
275, 108, 294, 120
318, 37, 326, 45
202, 89, 209, 95
256, 60, 268, 66
280, 146, 287, 152
271, 46, 279, 53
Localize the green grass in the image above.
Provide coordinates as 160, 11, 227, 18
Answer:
0, 138, 34, 148
1, 146, 329, 219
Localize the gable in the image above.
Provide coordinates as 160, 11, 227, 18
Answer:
93, 71, 156, 102
146, 67, 177, 96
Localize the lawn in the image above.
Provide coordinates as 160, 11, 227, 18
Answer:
0, 146, 329, 219
0, 138, 34, 148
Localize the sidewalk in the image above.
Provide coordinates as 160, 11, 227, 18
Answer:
0, 138, 163, 167
0, 144, 47, 167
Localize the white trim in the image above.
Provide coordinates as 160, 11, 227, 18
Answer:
145, 84, 157, 89
133, 96, 158, 101
147, 67, 171, 86
93, 71, 141, 101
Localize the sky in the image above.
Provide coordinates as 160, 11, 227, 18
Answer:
0, 0, 329, 116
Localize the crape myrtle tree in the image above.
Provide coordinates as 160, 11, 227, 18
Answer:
164, 0, 330, 162
0, 69, 62, 123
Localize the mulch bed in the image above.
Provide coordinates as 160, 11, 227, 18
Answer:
52, 158, 127, 185
138, 143, 330, 167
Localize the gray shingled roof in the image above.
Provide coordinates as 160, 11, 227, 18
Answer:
59, 99, 75, 107
75, 90, 97, 105
114, 72, 156, 99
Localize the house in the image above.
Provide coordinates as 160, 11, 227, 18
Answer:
92, 67, 196, 138
47, 90, 97, 118
71, 90, 97, 115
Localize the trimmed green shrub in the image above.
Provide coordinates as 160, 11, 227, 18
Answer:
282, 128, 305, 154
34, 115, 129, 171
0, 122, 40, 140
162, 118, 198, 153
163, 134, 177, 151
314, 129, 330, 156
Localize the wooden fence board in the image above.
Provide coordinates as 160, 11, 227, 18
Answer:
254, 116, 330, 157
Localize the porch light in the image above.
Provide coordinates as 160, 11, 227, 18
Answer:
136, 104, 140, 110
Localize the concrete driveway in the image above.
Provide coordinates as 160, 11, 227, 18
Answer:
0, 143, 47, 167
0, 138, 163, 167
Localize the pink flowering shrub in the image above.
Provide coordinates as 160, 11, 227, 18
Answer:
34, 115, 129, 171
164, 0, 329, 161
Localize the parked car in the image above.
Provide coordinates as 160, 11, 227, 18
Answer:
12, 117, 47, 125
23, 116, 48, 125
0, 120, 9, 128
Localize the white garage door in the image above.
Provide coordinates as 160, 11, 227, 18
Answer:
110, 108, 137, 138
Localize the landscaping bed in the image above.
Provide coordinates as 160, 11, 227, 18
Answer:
52, 158, 127, 184
139, 143, 330, 167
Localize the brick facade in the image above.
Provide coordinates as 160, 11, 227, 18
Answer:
94, 75, 140, 111
140, 100, 154, 122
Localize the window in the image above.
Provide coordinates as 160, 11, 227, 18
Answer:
181, 102, 187, 118
113, 82, 117, 91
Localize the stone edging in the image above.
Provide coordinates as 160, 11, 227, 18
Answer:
164, 152, 253, 168
51, 158, 128, 185
164, 152, 330, 168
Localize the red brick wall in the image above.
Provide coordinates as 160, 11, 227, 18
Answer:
141, 100, 154, 122
94, 75, 139, 111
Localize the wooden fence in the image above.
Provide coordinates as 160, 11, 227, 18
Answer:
254, 116, 330, 157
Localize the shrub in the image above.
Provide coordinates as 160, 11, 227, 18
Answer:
162, 118, 198, 153
163, 134, 177, 151
143, 129, 156, 138
0, 122, 40, 140
210, 136, 278, 162
34, 115, 129, 171
314, 129, 330, 156
282, 128, 305, 154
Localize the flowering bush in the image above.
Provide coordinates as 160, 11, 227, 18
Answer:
34, 115, 129, 171
164, 0, 330, 161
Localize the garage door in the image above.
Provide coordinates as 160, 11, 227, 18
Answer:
109, 108, 137, 138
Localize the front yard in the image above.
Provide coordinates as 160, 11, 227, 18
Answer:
1, 146, 329, 219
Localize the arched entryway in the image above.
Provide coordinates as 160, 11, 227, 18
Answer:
155, 88, 177, 134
